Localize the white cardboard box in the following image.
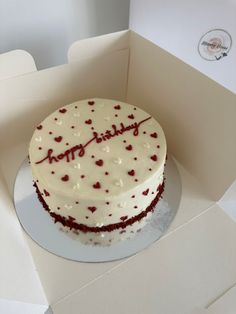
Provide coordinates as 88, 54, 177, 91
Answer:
0, 27, 236, 314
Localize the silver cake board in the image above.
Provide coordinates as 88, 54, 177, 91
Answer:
14, 156, 181, 262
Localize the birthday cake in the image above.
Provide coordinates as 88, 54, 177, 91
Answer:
29, 98, 166, 234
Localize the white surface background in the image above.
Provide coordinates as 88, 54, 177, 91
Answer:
0, 0, 129, 69
130, 0, 236, 93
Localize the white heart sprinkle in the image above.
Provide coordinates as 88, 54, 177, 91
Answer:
101, 233, 105, 238
104, 116, 110, 121
73, 132, 80, 137
96, 222, 104, 227
101, 146, 110, 153
64, 204, 72, 209
113, 157, 122, 164
118, 201, 126, 208
73, 163, 81, 169
143, 142, 150, 149
73, 183, 80, 190
114, 179, 124, 187
99, 103, 105, 108
35, 136, 42, 142
56, 120, 62, 125
73, 112, 80, 117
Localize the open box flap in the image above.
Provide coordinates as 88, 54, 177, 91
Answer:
51, 204, 236, 314
0, 180, 47, 305
0, 50, 37, 80
127, 31, 236, 201
68, 30, 130, 62
129, 0, 236, 94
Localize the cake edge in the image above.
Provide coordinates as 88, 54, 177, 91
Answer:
33, 180, 165, 233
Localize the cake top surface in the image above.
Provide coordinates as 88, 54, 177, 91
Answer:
29, 98, 166, 200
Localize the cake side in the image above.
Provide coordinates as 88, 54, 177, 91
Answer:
29, 98, 166, 229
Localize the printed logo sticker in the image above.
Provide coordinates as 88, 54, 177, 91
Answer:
198, 29, 232, 61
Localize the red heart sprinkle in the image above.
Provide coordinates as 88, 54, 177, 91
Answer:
128, 169, 135, 176
43, 189, 50, 197
59, 108, 67, 113
95, 159, 104, 167
120, 215, 128, 221
88, 101, 95, 105
142, 188, 149, 196
150, 154, 157, 161
37, 125, 43, 130
128, 114, 134, 119
87, 206, 97, 213
93, 182, 101, 189
54, 136, 63, 142
85, 119, 92, 124
125, 144, 133, 151
114, 105, 121, 110
61, 175, 69, 182
150, 132, 158, 138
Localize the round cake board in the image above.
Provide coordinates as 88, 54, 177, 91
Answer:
14, 156, 181, 262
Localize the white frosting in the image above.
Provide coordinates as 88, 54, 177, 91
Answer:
29, 98, 166, 228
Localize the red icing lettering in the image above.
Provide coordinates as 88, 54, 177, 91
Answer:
35, 117, 151, 165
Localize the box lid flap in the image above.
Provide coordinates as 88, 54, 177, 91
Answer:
0, 50, 37, 80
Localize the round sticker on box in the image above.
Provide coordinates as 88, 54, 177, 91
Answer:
198, 29, 232, 61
